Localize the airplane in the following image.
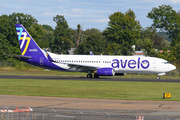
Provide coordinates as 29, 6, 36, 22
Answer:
6, 24, 176, 79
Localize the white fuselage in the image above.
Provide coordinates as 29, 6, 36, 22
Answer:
48, 52, 176, 74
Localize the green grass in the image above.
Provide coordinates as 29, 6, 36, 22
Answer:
0, 78, 180, 101
1, 66, 180, 79
0, 67, 87, 77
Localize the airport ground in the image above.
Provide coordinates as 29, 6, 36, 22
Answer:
0, 68, 180, 119
0, 75, 180, 119
1, 91, 180, 119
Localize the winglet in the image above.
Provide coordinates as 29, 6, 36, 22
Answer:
90, 51, 94, 55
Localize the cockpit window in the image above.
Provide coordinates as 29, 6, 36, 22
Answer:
162, 62, 169, 64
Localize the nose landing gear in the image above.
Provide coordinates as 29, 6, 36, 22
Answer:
157, 76, 160, 80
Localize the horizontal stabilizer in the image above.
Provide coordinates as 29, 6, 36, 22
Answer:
5, 54, 32, 59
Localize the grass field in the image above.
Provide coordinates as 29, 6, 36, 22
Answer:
0, 78, 180, 101
0, 67, 180, 79
0, 67, 180, 101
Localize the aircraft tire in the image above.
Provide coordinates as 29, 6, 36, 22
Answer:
157, 76, 160, 80
87, 74, 92, 78
94, 74, 99, 78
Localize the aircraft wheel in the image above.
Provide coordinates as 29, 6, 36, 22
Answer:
87, 74, 92, 78
94, 74, 99, 78
157, 76, 160, 80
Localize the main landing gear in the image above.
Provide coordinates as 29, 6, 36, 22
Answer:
87, 73, 92, 78
94, 73, 99, 78
87, 73, 99, 78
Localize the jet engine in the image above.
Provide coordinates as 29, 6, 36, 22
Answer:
96, 68, 115, 76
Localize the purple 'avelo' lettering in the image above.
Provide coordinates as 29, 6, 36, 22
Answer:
141, 60, 150, 69
111, 57, 150, 69
111, 59, 119, 68
138, 57, 140, 69
121, 59, 127, 68
128, 60, 136, 69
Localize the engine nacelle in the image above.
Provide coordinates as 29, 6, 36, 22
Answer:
115, 73, 125, 76
97, 68, 115, 76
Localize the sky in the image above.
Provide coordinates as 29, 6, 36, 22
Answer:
0, 0, 180, 31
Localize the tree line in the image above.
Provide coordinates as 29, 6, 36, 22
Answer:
0, 5, 180, 67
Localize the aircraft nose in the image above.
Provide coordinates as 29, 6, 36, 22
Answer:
170, 64, 176, 71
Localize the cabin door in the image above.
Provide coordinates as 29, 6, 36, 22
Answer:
40, 57, 44, 65
153, 61, 156, 68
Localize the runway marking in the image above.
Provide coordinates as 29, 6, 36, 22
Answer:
101, 104, 136, 107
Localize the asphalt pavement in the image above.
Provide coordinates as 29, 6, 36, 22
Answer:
0, 75, 179, 82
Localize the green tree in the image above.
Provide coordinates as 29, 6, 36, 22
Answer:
152, 34, 166, 49
157, 48, 170, 62
137, 38, 157, 57
51, 15, 72, 54
104, 43, 122, 55
71, 24, 84, 48
0, 33, 11, 61
137, 27, 166, 50
84, 28, 106, 41
75, 24, 82, 47
74, 28, 107, 55
103, 9, 141, 55
84, 28, 104, 37
42, 24, 53, 31
9, 13, 38, 49
10, 13, 38, 29
140, 27, 156, 40
168, 43, 180, 66
43, 30, 54, 49
74, 34, 106, 55
28, 24, 45, 47
28, 24, 54, 49
147, 5, 180, 47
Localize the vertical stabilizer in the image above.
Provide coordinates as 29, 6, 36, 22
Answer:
15, 24, 43, 56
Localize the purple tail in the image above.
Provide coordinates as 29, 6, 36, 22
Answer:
15, 24, 43, 56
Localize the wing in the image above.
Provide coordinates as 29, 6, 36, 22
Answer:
46, 52, 98, 72
55, 61, 98, 72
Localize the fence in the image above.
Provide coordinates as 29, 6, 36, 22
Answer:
0, 106, 33, 120
0, 106, 180, 120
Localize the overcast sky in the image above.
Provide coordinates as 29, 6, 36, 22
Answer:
0, 0, 180, 31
